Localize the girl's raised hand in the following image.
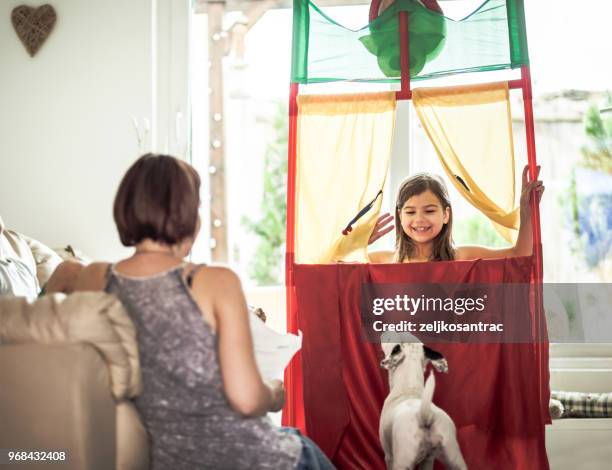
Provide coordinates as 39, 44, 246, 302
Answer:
368, 212, 394, 245
520, 164, 544, 217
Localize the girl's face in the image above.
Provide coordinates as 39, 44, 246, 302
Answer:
398, 190, 450, 244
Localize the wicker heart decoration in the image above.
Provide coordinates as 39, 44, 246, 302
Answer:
11, 4, 57, 57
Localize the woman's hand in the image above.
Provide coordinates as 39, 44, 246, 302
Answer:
519, 165, 544, 219
266, 379, 286, 412
368, 212, 394, 245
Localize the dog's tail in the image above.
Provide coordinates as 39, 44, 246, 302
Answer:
419, 373, 435, 427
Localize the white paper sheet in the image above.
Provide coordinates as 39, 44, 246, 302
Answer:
249, 310, 302, 381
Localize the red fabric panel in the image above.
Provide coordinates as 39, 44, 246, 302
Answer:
294, 257, 549, 470
282, 284, 306, 432
294, 267, 349, 449
282, 81, 306, 431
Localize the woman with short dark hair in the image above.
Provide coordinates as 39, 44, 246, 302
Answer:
113, 154, 201, 248
72, 154, 334, 470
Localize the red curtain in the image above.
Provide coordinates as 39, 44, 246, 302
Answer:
294, 257, 550, 469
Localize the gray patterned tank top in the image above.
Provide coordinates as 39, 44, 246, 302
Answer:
105, 264, 302, 470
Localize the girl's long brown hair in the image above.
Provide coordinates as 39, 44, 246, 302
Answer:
395, 173, 455, 262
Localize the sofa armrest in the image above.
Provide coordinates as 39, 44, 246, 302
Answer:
116, 401, 149, 470
0, 343, 116, 470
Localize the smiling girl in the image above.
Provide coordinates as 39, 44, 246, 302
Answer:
368, 165, 544, 263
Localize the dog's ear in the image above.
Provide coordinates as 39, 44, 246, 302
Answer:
380, 344, 404, 370
424, 345, 448, 373
423, 345, 443, 360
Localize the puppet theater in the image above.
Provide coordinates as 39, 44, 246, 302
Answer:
281, 0, 551, 468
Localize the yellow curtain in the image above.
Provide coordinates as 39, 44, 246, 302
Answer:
295, 92, 396, 263
412, 82, 519, 243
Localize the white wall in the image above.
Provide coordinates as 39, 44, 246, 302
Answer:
0, 0, 189, 261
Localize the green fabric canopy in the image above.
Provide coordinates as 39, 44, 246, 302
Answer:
291, 0, 529, 84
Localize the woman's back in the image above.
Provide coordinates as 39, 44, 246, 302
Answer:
105, 264, 301, 470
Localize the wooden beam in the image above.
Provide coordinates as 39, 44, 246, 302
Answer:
203, 0, 282, 262
208, 1, 229, 262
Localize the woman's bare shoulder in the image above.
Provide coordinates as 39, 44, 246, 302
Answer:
192, 264, 239, 285
190, 265, 243, 300
73, 262, 111, 292
190, 265, 246, 328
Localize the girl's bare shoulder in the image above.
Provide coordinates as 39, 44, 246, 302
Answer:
454, 246, 472, 260
455, 245, 515, 261
368, 250, 395, 264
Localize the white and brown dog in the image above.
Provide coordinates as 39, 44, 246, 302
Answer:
380, 341, 467, 470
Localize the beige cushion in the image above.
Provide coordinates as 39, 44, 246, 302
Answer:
24, 234, 63, 285
0, 292, 142, 399
0, 224, 62, 287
